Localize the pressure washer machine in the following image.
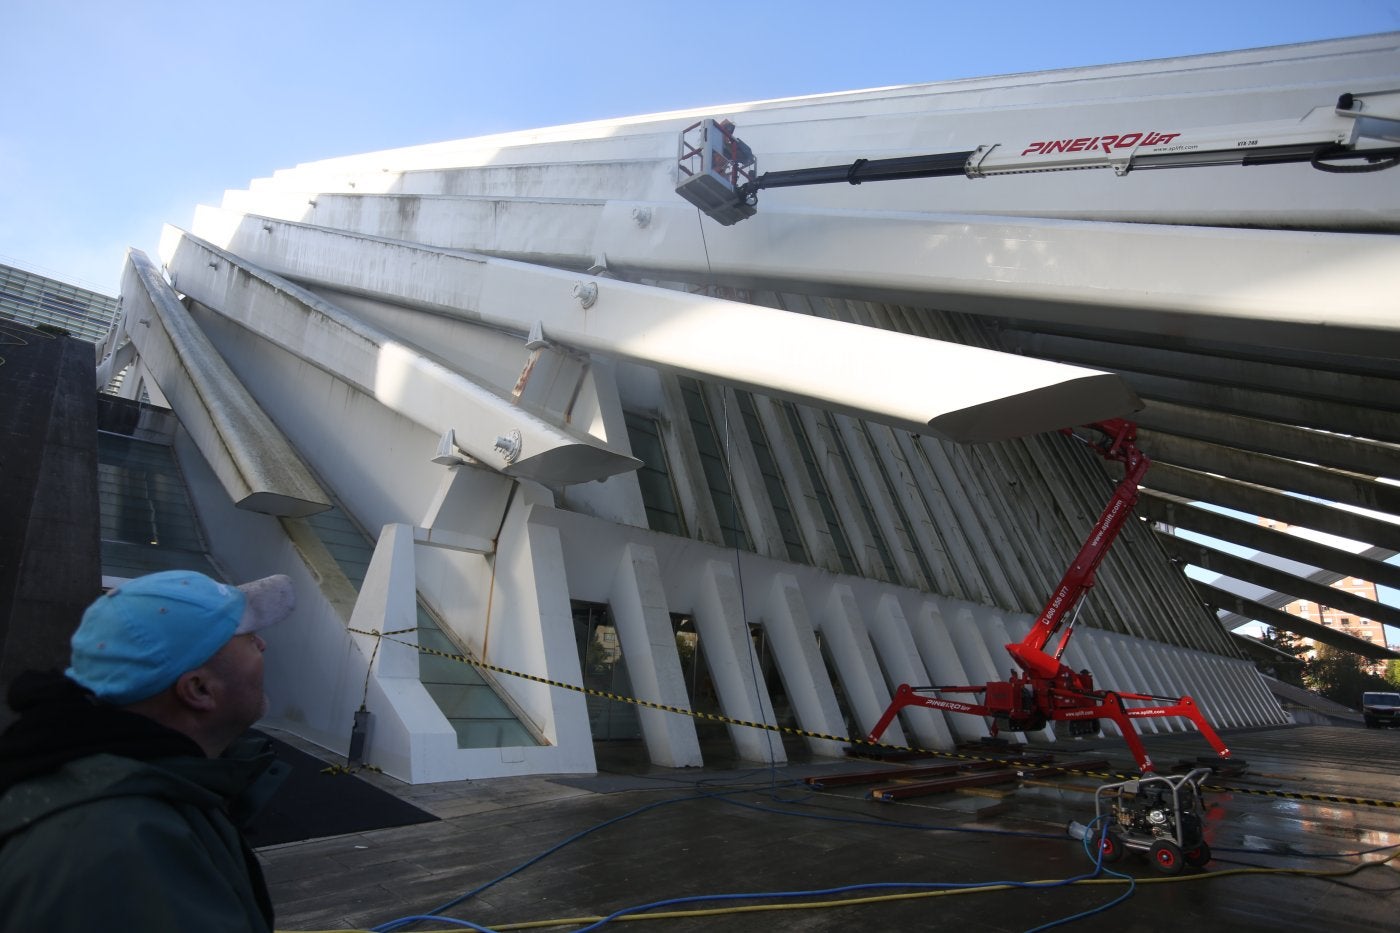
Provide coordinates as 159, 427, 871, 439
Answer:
1069, 768, 1213, 874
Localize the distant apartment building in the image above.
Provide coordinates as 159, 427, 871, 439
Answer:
0, 260, 119, 344
1285, 579, 1391, 669
1262, 518, 1394, 674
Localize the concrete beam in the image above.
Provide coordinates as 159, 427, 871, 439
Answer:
189, 209, 1139, 444
1001, 329, 1400, 413
1136, 401, 1400, 478
158, 228, 639, 487
590, 201, 1400, 362
1139, 432, 1400, 517
1129, 373, 1400, 444
119, 250, 331, 518
1145, 463, 1400, 552
1159, 534, 1400, 630
1142, 491, 1400, 591
1193, 581, 1400, 661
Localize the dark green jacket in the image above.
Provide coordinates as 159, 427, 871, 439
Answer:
0, 673, 282, 932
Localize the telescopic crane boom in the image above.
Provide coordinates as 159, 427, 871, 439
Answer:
676, 90, 1399, 225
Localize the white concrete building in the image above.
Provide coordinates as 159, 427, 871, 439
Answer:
95, 34, 1400, 783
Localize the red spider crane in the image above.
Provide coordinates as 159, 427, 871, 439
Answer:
865, 419, 1232, 774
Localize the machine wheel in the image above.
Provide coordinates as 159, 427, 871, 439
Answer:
1184, 841, 1212, 868
1098, 829, 1127, 864
1150, 840, 1185, 875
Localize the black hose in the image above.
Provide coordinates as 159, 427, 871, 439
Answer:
1311, 144, 1400, 173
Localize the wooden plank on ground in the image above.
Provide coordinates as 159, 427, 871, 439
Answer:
870, 768, 1020, 801
805, 758, 1005, 788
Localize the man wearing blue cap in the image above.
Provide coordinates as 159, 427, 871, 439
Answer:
0, 569, 296, 933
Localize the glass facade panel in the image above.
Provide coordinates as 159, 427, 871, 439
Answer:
623, 410, 686, 536
735, 391, 808, 563
678, 377, 750, 550
299, 504, 540, 748
781, 403, 859, 575
96, 432, 220, 579
0, 261, 119, 344
822, 412, 899, 581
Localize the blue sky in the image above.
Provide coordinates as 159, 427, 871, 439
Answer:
2, 1, 1398, 294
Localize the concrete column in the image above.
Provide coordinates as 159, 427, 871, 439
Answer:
694, 559, 785, 764
761, 574, 847, 757
350, 523, 458, 783
869, 594, 954, 749
609, 543, 703, 768
356, 523, 421, 679
819, 583, 906, 745
496, 495, 594, 770
909, 599, 988, 741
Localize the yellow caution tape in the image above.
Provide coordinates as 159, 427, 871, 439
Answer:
346, 627, 1400, 809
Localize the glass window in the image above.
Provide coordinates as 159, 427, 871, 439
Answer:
781, 403, 859, 575
735, 391, 807, 564
858, 422, 934, 588
678, 378, 749, 550
820, 412, 898, 581
623, 411, 687, 536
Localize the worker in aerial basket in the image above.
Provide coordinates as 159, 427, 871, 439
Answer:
0, 569, 296, 933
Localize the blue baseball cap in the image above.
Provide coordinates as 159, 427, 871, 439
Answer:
67, 570, 296, 705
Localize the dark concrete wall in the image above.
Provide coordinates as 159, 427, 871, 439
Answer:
0, 321, 102, 719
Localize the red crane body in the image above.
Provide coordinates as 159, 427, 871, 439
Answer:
865, 420, 1231, 774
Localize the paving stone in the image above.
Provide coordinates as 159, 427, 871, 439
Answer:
264, 725, 1400, 932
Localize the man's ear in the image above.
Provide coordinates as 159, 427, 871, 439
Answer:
171, 668, 218, 712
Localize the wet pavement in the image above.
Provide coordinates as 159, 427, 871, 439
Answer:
260, 722, 1400, 932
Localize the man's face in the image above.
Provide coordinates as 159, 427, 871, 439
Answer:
202, 631, 269, 729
